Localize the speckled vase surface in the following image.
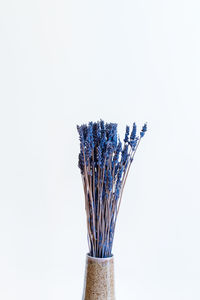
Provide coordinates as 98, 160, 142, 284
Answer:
82, 254, 115, 300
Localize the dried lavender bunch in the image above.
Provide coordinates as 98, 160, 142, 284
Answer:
77, 120, 147, 258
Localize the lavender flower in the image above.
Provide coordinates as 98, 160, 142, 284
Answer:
130, 123, 137, 140
121, 144, 129, 165
140, 123, 147, 138
97, 145, 102, 167
78, 152, 84, 174
124, 125, 130, 143
129, 137, 138, 151
77, 120, 147, 258
113, 140, 122, 165
107, 169, 113, 192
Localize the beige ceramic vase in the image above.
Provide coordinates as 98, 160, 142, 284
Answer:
82, 254, 115, 300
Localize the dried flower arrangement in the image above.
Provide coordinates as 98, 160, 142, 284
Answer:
77, 120, 147, 258
77, 120, 147, 299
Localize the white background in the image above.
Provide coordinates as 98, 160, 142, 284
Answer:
0, 0, 200, 299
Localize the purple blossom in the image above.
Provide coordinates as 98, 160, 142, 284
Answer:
140, 123, 147, 138
124, 125, 130, 143
77, 120, 147, 258
130, 123, 137, 140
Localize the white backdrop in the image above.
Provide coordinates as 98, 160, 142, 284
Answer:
0, 0, 200, 299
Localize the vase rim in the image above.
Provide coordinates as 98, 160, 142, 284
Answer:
86, 253, 113, 261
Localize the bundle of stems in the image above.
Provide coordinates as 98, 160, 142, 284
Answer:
77, 120, 147, 258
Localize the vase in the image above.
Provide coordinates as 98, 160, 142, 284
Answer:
82, 254, 115, 300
